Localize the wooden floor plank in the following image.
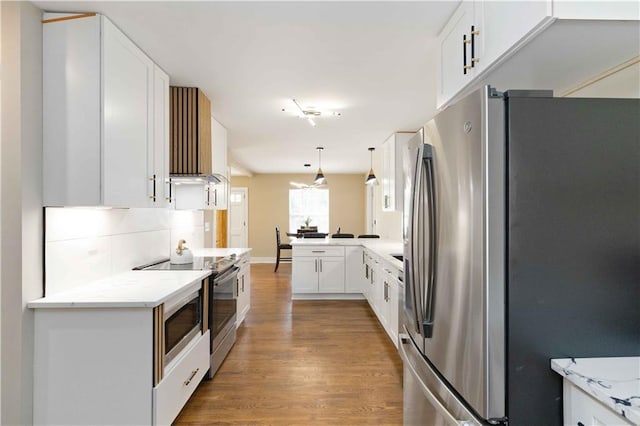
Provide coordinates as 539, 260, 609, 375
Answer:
174, 263, 403, 425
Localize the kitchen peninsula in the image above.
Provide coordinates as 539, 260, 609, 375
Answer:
291, 237, 403, 348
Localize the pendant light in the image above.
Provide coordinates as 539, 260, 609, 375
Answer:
365, 147, 378, 185
314, 147, 327, 185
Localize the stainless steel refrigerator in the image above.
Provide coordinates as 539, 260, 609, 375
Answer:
400, 86, 640, 425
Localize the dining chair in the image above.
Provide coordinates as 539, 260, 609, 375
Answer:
357, 234, 380, 238
275, 226, 292, 272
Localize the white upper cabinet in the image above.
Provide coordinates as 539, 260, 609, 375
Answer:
437, 1, 640, 108
152, 65, 172, 208
382, 132, 414, 212
211, 116, 229, 210
43, 14, 169, 207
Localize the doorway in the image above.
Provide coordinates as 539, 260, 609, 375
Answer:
229, 187, 248, 248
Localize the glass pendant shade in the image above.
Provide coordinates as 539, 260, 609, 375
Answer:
314, 168, 326, 185
365, 147, 377, 185
315, 147, 327, 185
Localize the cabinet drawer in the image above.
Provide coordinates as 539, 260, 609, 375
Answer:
153, 330, 209, 425
294, 246, 345, 257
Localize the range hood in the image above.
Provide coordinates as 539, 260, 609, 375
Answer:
169, 173, 228, 185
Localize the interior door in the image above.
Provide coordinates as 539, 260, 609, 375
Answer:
229, 188, 248, 248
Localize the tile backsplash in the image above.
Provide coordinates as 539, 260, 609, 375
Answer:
45, 207, 204, 295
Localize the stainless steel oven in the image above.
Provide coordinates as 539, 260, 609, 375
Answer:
163, 289, 202, 366
209, 264, 239, 377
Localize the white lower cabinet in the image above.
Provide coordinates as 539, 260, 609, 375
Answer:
564, 379, 633, 425
33, 303, 208, 425
153, 332, 209, 425
292, 246, 346, 294
345, 246, 366, 293
292, 243, 401, 347
380, 265, 400, 348
236, 254, 251, 326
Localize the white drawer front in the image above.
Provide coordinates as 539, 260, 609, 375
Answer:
294, 246, 345, 257
153, 330, 209, 425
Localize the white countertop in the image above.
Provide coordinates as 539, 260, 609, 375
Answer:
292, 237, 403, 270
551, 357, 640, 424
191, 247, 252, 257
28, 270, 211, 309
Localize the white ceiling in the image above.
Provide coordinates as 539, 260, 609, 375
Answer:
34, 1, 459, 175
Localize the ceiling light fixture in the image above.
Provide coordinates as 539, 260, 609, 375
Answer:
314, 147, 327, 185
283, 99, 341, 127
365, 147, 378, 185
292, 98, 316, 127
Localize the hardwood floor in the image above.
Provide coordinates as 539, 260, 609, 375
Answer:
174, 263, 403, 425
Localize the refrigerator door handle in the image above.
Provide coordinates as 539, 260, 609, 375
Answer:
421, 146, 436, 337
409, 143, 424, 335
399, 333, 475, 426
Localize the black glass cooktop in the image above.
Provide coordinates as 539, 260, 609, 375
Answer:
133, 255, 236, 274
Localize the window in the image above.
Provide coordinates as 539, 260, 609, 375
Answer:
289, 189, 329, 233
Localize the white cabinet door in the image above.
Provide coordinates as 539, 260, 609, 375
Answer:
382, 133, 414, 212
43, 14, 102, 206
381, 135, 395, 211
292, 257, 318, 293
152, 65, 171, 208
369, 256, 382, 316
345, 246, 365, 293
43, 14, 163, 208
173, 183, 212, 210
102, 17, 154, 208
438, 0, 476, 106
476, 1, 549, 74
236, 261, 251, 326
318, 256, 345, 293
211, 117, 228, 176
386, 272, 399, 348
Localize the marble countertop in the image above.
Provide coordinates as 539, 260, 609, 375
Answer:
28, 270, 211, 309
291, 237, 403, 271
551, 357, 640, 424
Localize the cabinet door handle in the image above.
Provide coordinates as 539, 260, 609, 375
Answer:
315, 259, 318, 272
166, 178, 172, 203
471, 25, 479, 67
214, 188, 218, 206
206, 187, 210, 205
242, 276, 245, 292
184, 368, 199, 386
312, 250, 325, 253
319, 259, 323, 273
463, 33, 468, 75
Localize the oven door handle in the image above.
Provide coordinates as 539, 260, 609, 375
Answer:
213, 265, 240, 285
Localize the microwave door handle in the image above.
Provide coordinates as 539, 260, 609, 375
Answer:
421, 145, 436, 338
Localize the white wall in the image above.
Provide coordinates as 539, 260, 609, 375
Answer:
1, 2, 42, 424
45, 208, 204, 295
563, 56, 640, 98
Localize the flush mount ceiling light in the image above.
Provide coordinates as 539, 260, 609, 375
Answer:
282, 99, 342, 127
314, 146, 327, 185
365, 147, 378, 185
